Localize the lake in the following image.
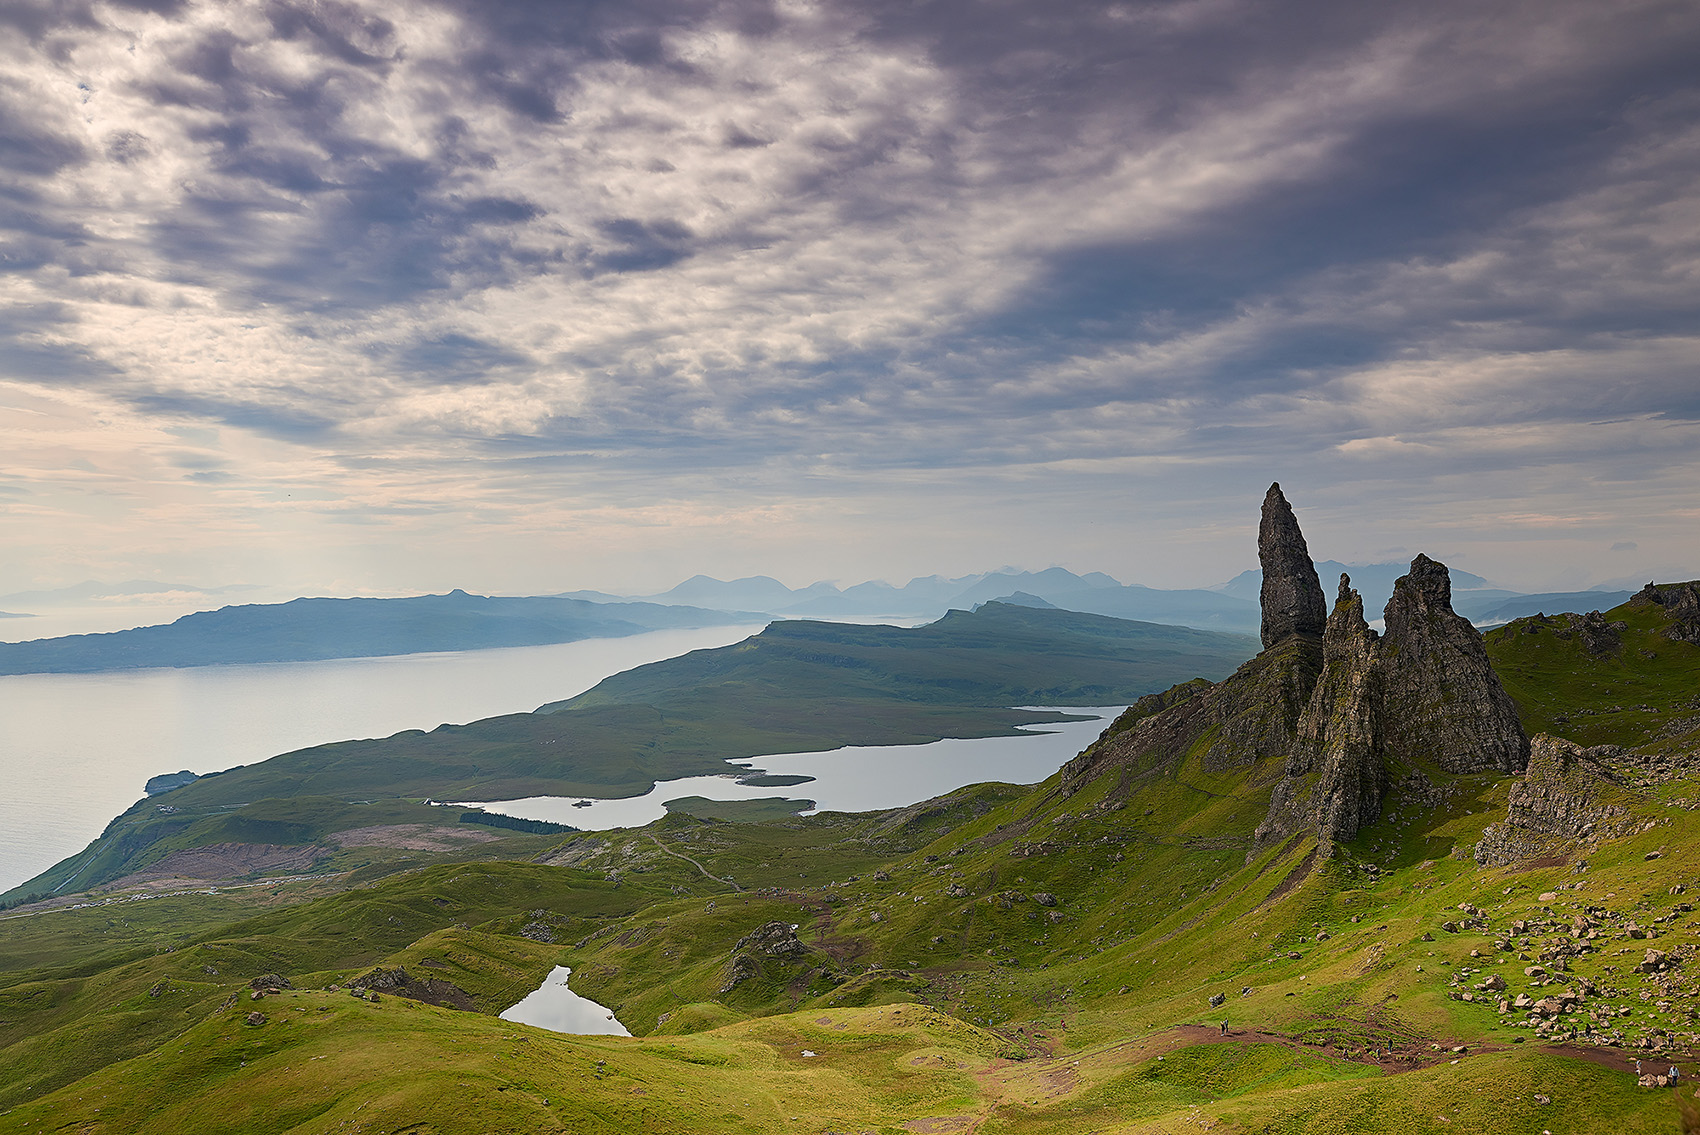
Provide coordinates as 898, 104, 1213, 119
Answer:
466, 708, 1121, 830
501, 965, 630, 1036
0, 625, 764, 893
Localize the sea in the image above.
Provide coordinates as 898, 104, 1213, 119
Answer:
0, 625, 763, 893
0, 622, 1122, 895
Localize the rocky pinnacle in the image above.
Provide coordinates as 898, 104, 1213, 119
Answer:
1258, 483, 1327, 649
1380, 553, 1529, 775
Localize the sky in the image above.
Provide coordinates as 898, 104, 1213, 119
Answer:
2, 0, 1698, 607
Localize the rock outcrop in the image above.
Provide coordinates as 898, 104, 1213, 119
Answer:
1474, 735, 1638, 866
1258, 483, 1326, 649
1380, 554, 1529, 775
1631, 581, 1700, 645
347, 966, 476, 1011
721, 921, 809, 993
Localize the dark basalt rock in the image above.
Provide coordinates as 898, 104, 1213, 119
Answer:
348, 965, 476, 1011
1381, 553, 1529, 775
1258, 483, 1327, 649
1257, 576, 1385, 846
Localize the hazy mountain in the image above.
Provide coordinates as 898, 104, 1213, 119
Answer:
1457, 590, 1635, 625
1216, 560, 1490, 617
570, 567, 1261, 631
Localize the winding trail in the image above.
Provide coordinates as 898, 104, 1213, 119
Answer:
647, 835, 742, 891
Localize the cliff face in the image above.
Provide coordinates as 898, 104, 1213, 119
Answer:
1066, 483, 1530, 856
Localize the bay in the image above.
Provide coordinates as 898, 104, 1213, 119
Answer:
0, 624, 764, 893
468, 707, 1122, 831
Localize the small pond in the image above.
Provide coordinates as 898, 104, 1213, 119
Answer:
500, 965, 630, 1036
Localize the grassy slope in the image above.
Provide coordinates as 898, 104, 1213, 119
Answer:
3, 591, 1698, 1132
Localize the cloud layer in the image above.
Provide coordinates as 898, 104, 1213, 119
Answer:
2, 0, 1698, 597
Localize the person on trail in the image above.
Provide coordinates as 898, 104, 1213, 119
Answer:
1220, 1021, 1228, 1036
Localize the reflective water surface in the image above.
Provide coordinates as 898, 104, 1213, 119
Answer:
501, 966, 630, 1036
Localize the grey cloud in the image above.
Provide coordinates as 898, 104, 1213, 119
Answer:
2, 0, 1698, 498
264, 0, 399, 68
388, 332, 532, 384
130, 392, 342, 440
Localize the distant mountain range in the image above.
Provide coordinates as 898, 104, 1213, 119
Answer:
561, 567, 1265, 632
0, 565, 1641, 676
561, 562, 1629, 633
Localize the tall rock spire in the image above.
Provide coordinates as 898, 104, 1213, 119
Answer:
1258, 483, 1326, 649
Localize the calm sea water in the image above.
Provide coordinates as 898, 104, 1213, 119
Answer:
469, 708, 1121, 830
0, 625, 764, 893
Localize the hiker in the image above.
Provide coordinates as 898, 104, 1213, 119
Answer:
1220, 1020, 1228, 1036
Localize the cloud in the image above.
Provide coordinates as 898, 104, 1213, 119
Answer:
0, 0, 1698, 594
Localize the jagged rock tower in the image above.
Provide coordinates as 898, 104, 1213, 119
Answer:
1379, 553, 1528, 775
1255, 533, 1530, 848
1062, 482, 1529, 857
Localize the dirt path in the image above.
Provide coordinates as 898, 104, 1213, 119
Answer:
1540, 1043, 1699, 1078
646, 835, 741, 891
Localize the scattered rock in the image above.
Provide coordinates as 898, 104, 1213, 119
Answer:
1031, 892, 1058, 907
1209, 992, 1226, 1008
244, 1012, 265, 1027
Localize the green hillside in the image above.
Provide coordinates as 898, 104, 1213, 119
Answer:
1, 585, 1697, 1133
